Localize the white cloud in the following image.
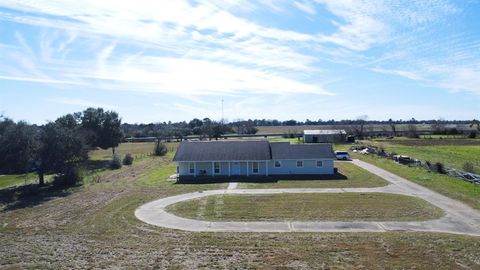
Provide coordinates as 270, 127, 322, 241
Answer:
0, 0, 477, 100
370, 68, 424, 81
293, 1, 316, 15
45, 97, 117, 109
0, 0, 328, 97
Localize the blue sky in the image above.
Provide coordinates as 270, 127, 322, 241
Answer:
0, 0, 479, 124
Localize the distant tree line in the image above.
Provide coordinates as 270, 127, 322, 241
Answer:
122, 118, 257, 140
0, 108, 122, 186
122, 117, 475, 139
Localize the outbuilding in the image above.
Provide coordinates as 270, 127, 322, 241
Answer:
303, 130, 347, 143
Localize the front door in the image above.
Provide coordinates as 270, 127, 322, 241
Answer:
231, 162, 241, 175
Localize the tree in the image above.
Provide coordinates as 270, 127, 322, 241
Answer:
406, 124, 419, 138
351, 115, 368, 138
470, 119, 480, 131
98, 111, 123, 154
388, 118, 397, 136
0, 120, 39, 174
36, 122, 88, 186
80, 108, 123, 154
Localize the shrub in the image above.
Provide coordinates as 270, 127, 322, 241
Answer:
154, 141, 168, 156
123, 153, 134, 165
468, 131, 477, 139
434, 162, 445, 174
463, 162, 475, 173
110, 154, 122, 169
53, 166, 84, 187
406, 124, 419, 138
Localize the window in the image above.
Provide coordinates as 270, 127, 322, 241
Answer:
189, 163, 195, 174
296, 160, 303, 168
252, 162, 259, 173
214, 162, 220, 174
274, 161, 281, 168
316, 160, 323, 167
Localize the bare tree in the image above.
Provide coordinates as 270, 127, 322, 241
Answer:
388, 118, 397, 136
352, 115, 369, 138
470, 119, 480, 131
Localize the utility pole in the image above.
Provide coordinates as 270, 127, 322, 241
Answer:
221, 99, 224, 124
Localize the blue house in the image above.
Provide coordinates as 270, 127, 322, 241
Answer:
173, 141, 335, 180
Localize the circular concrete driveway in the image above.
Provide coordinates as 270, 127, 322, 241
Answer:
135, 160, 480, 236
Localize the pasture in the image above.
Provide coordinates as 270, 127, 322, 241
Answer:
365, 138, 480, 174
352, 152, 480, 209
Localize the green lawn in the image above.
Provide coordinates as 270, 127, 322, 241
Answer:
238, 161, 388, 189
0, 174, 35, 189
167, 192, 444, 222
89, 142, 179, 161
365, 138, 480, 173
353, 153, 480, 209
0, 173, 52, 189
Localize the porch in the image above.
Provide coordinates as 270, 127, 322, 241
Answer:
177, 161, 270, 177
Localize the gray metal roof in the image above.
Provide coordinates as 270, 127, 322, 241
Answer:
173, 140, 335, 161
303, 130, 346, 135
173, 141, 271, 161
270, 142, 336, 160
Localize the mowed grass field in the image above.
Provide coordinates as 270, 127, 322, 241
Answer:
167, 193, 444, 222
239, 161, 388, 189
366, 138, 480, 174
0, 148, 479, 268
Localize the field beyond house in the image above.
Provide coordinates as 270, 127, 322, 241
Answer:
364, 138, 480, 174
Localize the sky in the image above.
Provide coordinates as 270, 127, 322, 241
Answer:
0, 0, 479, 124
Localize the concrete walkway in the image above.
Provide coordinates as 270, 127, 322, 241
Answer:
135, 159, 480, 236
227, 182, 238, 190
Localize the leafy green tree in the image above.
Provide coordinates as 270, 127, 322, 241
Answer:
80, 108, 123, 154
36, 122, 88, 186
0, 120, 39, 174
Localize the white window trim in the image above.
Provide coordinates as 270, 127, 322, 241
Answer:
274, 160, 282, 168
252, 162, 259, 174
189, 163, 195, 174
296, 160, 304, 168
214, 162, 221, 174
316, 160, 323, 167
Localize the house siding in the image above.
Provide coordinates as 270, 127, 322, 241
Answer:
304, 134, 346, 143
177, 161, 270, 177
177, 159, 333, 177
268, 159, 334, 175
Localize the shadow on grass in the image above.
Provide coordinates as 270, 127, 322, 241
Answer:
0, 183, 74, 212
85, 159, 111, 171
176, 172, 348, 184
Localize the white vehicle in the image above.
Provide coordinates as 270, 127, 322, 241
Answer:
335, 151, 350, 160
